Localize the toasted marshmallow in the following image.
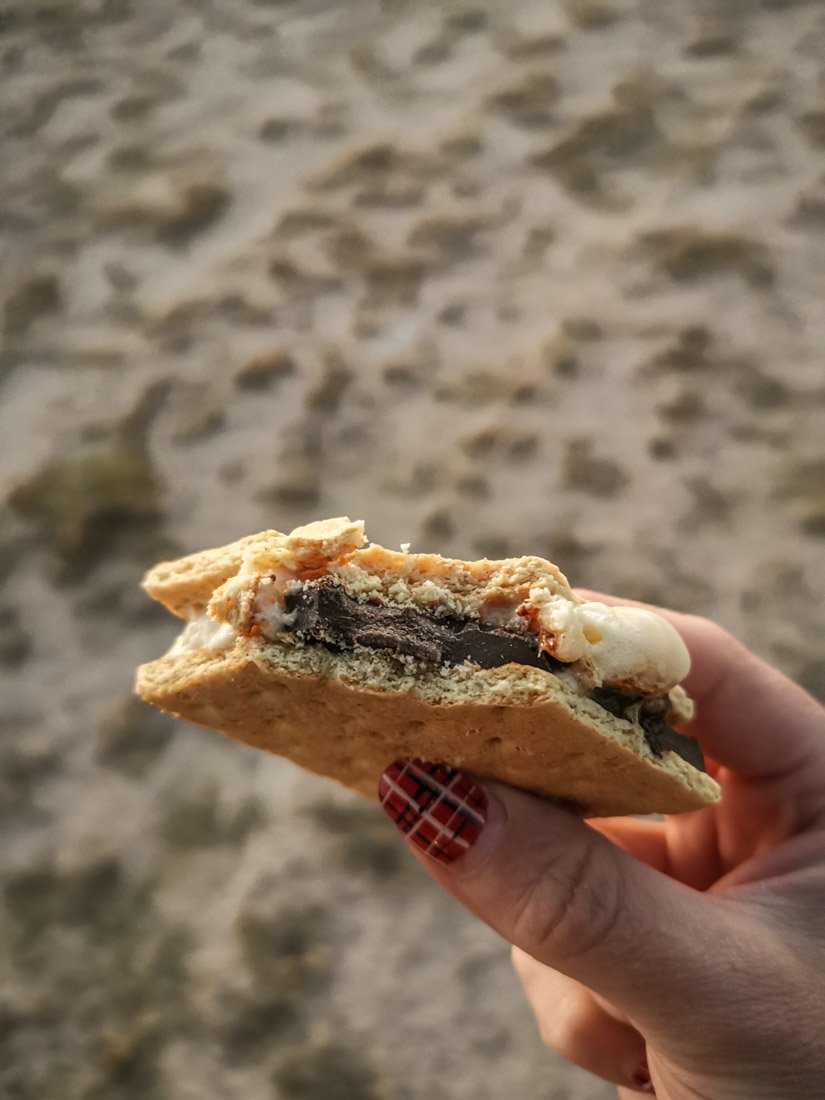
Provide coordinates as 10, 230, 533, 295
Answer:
530, 592, 690, 694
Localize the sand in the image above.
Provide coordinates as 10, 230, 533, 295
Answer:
1, 0, 824, 1096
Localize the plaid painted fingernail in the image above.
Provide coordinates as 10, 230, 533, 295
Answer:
378, 759, 488, 865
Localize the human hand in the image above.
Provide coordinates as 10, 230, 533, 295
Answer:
379, 599, 825, 1098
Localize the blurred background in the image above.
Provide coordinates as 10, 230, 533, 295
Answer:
1, 0, 824, 1097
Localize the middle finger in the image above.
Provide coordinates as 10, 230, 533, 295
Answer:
511, 946, 650, 1091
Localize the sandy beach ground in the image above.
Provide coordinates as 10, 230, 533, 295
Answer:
1, 1, 824, 1097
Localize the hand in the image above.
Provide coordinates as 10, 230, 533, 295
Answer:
379, 599, 825, 1098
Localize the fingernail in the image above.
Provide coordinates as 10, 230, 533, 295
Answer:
379, 759, 488, 865
630, 1062, 654, 1093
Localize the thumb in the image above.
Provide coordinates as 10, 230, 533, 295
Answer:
379, 759, 747, 1026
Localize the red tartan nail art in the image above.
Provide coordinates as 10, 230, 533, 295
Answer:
378, 759, 488, 865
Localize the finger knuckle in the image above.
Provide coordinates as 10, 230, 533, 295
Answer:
544, 997, 591, 1055
508, 842, 625, 966
538, 1013, 564, 1050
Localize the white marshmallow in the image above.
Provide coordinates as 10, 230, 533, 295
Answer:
166, 614, 236, 656
535, 596, 690, 693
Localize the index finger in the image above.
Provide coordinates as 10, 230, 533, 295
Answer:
575, 589, 825, 783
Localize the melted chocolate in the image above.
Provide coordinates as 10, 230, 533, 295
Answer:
283, 578, 706, 773
284, 578, 563, 672
590, 687, 706, 773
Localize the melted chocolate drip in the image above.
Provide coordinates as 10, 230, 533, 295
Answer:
589, 687, 705, 772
